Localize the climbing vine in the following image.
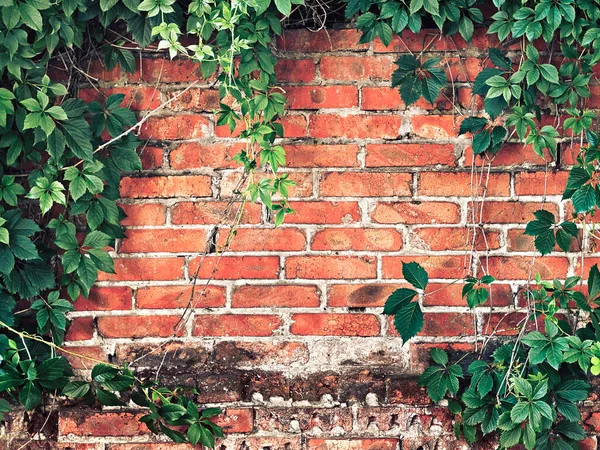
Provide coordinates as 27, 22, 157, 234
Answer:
343, 0, 600, 448
0, 0, 299, 446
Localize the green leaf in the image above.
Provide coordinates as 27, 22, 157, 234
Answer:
430, 348, 448, 366
402, 262, 428, 290
383, 286, 418, 314
274, 0, 291, 15
393, 301, 423, 342
19, 381, 42, 410
158, 403, 188, 422
19, 3, 42, 31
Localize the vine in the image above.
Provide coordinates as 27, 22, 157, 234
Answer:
0, 0, 301, 446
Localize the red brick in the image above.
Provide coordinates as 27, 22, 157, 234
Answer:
79, 87, 162, 110
170, 142, 244, 169
486, 256, 569, 280
418, 172, 510, 196
388, 313, 474, 337
59, 411, 147, 436
278, 29, 368, 52
120, 203, 166, 226
65, 318, 94, 341
328, 284, 401, 307
285, 201, 361, 224
97, 315, 182, 338
477, 201, 558, 224
129, 58, 204, 83
285, 144, 359, 167
167, 88, 220, 111
423, 282, 513, 307
309, 114, 402, 139
193, 314, 281, 336
139, 145, 163, 170
361, 86, 453, 111
276, 59, 316, 82
371, 201, 461, 224
411, 227, 501, 251
189, 256, 280, 279
561, 143, 581, 166
58, 346, 108, 370
286, 256, 377, 279
291, 314, 380, 336
120, 175, 212, 198
320, 172, 412, 197
98, 257, 184, 281
220, 171, 312, 198
215, 114, 307, 138
444, 57, 488, 82
311, 228, 402, 251
514, 171, 569, 196
507, 228, 581, 253
382, 256, 469, 279
286, 86, 358, 109
232, 285, 320, 308
136, 285, 225, 309
366, 143, 456, 167
411, 115, 457, 138
171, 201, 262, 225
139, 115, 211, 140
74, 286, 132, 311
308, 439, 398, 450
218, 227, 306, 251
119, 228, 208, 253
320, 56, 394, 81
86, 59, 121, 81
463, 143, 546, 167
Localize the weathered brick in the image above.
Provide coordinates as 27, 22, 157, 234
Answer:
139, 114, 211, 139
171, 201, 262, 224
419, 172, 510, 197
255, 407, 352, 433
477, 201, 558, 224
74, 286, 132, 311
286, 256, 377, 279
65, 318, 94, 341
309, 114, 403, 139
214, 341, 310, 366
119, 228, 208, 253
79, 87, 162, 110
220, 171, 312, 198
286, 86, 358, 109
136, 285, 225, 309
514, 171, 569, 196
320, 172, 412, 197
410, 227, 501, 251
120, 175, 212, 198
366, 143, 456, 167
170, 142, 244, 169
120, 202, 166, 226
285, 201, 361, 224
167, 88, 220, 111
278, 29, 368, 52
216, 227, 307, 251
98, 257, 184, 281
276, 59, 316, 82
371, 201, 461, 224
382, 256, 469, 279
411, 115, 457, 138
320, 56, 394, 81
291, 314, 380, 336
486, 256, 570, 280
232, 285, 320, 308
328, 283, 399, 307
423, 283, 513, 307
388, 313, 474, 337
193, 314, 282, 336
59, 410, 147, 437
311, 228, 402, 251
97, 315, 182, 338
189, 256, 280, 279
285, 144, 360, 167
308, 439, 399, 450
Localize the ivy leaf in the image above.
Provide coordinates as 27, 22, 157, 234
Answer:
274, 0, 291, 15
402, 261, 428, 290
19, 381, 42, 410
383, 288, 417, 315
393, 301, 423, 342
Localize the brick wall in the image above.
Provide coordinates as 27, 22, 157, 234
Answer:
13, 28, 600, 449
